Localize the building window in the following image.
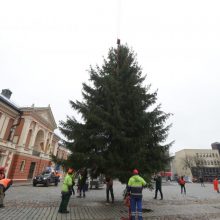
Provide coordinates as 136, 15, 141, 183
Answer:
20, 160, 26, 172
212, 153, 215, 157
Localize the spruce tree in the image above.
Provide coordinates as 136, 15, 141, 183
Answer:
60, 44, 172, 183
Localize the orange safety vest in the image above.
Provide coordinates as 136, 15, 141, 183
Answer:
0, 178, 12, 188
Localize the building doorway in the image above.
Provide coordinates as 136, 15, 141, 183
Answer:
28, 162, 36, 179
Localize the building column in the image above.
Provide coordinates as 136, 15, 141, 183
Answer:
49, 133, 54, 154
44, 131, 49, 153
29, 124, 39, 148
0, 115, 9, 139
0, 114, 6, 134
4, 151, 13, 178
17, 118, 32, 147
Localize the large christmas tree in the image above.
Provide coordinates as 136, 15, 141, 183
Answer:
60, 44, 172, 183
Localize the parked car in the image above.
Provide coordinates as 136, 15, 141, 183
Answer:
33, 171, 59, 187
89, 176, 104, 189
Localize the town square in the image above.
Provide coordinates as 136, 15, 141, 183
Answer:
1, 180, 220, 219
1, 1, 220, 219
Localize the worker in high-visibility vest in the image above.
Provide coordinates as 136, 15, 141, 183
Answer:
127, 169, 146, 220
58, 168, 74, 214
0, 178, 13, 208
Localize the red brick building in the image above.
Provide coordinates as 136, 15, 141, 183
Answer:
0, 89, 68, 181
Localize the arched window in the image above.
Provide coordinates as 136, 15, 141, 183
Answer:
33, 130, 44, 152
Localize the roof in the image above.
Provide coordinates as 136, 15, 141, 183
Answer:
0, 93, 21, 113
20, 106, 57, 130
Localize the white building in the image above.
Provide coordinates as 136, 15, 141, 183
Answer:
173, 148, 220, 181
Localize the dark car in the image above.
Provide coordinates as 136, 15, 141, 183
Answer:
33, 171, 59, 187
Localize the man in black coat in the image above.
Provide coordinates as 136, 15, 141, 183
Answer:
153, 173, 163, 200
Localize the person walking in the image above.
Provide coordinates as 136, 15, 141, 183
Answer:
178, 176, 186, 194
0, 178, 13, 208
213, 177, 219, 193
77, 168, 87, 198
127, 169, 146, 220
58, 168, 74, 214
153, 173, 163, 200
105, 176, 114, 204
71, 169, 76, 195
199, 176, 205, 187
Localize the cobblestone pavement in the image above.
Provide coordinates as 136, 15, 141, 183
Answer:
0, 181, 220, 219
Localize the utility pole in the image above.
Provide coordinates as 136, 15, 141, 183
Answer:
116, 38, 120, 75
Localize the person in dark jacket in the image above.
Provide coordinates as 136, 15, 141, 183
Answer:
153, 173, 163, 200
105, 176, 114, 203
199, 176, 205, 187
78, 168, 87, 198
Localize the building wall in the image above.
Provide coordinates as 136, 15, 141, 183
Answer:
0, 102, 20, 176
8, 154, 51, 180
0, 98, 60, 181
174, 149, 220, 180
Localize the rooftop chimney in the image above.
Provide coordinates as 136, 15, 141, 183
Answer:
1, 89, 12, 99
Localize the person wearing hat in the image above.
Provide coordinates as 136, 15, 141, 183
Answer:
127, 169, 146, 220
58, 168, 74, 214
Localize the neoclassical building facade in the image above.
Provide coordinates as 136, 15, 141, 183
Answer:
0, 89, 68, 181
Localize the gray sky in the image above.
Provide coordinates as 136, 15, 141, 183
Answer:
1, 0, 220, 154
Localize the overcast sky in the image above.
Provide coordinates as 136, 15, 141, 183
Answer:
1, 0, 220, 154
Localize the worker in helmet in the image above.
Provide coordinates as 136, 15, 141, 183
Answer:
58, 168, 74, 214
127, 169, 146, 220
